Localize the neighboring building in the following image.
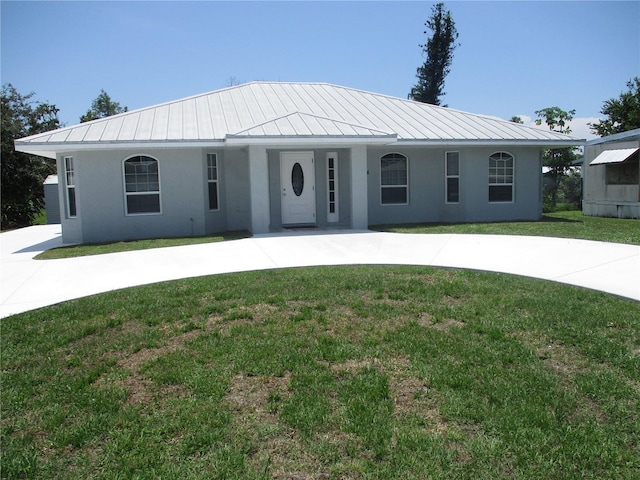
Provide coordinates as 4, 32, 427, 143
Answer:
15, 82, 581, 244
583, 128, 640, 219
43, 175, 60, 224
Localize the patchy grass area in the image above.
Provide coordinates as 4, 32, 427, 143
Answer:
2, 266, 639, 479
373, 211, 640, 245
35, 231, 252, 260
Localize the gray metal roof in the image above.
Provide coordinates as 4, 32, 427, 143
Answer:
585, 128, 640, 146
15, 82, 582, 158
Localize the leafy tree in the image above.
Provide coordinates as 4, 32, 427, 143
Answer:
409, 2, 459, 106
589, 77, 640, 137
80, 89, 127, 122
535, 107, 578, 209
1, 84, 61, 229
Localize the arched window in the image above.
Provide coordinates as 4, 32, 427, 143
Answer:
489, 152, 514, 202
123, 155, 161, 214
380, 153, 408, 205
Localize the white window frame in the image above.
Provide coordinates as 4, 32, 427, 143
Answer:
64, 156, 77, 218
207, 153, 220, 211
380, 153, 409, 205
488, 152, 515, 203
123, 155, 162, 216
445, 151, 460, 204
326, 151, 339, 222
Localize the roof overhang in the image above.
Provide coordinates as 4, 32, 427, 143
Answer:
589, 148, 639, 165
16, 135, 582, 159
14, 140, 228, 159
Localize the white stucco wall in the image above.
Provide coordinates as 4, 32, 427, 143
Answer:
56, 143, 546, 245
366, 146, 543, 226
221, 148, 252, 232
60, 148, 208, 244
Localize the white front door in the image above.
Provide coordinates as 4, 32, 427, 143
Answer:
281, 152, 316, 225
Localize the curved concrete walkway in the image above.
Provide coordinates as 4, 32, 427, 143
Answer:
1, 225, 639, 318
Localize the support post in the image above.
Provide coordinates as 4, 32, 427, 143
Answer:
248, 146, 271, 233
350, 145, 368, 229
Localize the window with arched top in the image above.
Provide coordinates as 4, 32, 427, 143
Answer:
488, 152, 514, 203
123, 155, 161, 214
380, 153, 408, 205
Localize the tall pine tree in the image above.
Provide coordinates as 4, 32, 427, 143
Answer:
409, 3, 459, 106
80, 90, 127, 123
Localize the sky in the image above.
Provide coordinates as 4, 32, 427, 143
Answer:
2, 1, 638, 140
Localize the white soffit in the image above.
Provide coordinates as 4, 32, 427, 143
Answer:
589, 148, 639, 165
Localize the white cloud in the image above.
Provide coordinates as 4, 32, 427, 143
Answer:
570, 117, 601, 141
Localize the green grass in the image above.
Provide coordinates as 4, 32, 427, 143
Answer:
35, 231, 252, 259
32, 210, 47, 226
33, 212, 639, 261
2, 266, 639, 479
373, 210, 640, 245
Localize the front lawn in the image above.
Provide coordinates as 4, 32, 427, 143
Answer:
373, 211, 640, 245
35, 231, 251, 260
2, 266, 638, 479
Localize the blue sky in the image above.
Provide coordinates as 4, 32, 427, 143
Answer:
2, 1, 638, 139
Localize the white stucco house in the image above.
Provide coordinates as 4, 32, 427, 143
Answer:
582, 128, 640, 219
15, 82, 581, 244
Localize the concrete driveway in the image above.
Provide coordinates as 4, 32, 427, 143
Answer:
1, 225, 639, 318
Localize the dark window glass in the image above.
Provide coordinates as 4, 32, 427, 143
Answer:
447, 178, 459, 203
291, 162, 304, 196
127, 194, 160, 214
68, 187, 77, 217
489, 185, 513, 202
208, 183, 218, 210
381, 187, 407, 204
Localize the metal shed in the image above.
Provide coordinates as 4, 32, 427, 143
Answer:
43, 175, 60, 224
583, 128, 640, 219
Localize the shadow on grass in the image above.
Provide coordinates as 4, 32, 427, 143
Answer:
35, 230, 252, 260
371, 213, 583, 232
371, 219, 573, 232
539, 215, 582, 223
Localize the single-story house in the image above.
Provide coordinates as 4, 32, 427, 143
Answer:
582, 128, 640, 219
16, 82, 581, 244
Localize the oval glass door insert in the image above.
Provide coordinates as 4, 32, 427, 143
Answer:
291, 162, 304, 196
